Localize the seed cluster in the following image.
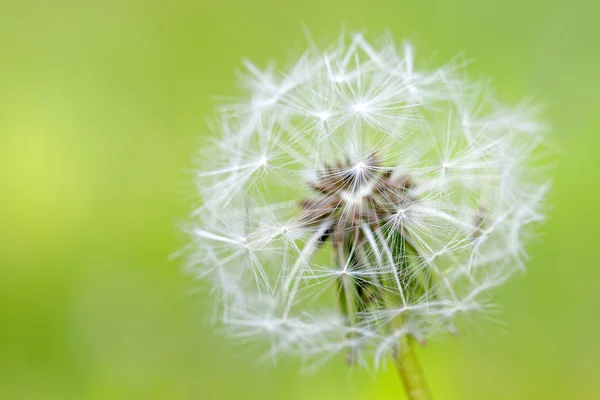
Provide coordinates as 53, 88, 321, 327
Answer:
188, 32, 548, 367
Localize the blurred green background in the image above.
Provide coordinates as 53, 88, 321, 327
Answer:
1, 0, 599, 399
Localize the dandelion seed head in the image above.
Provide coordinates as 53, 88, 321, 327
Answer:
186, 31, 549, 368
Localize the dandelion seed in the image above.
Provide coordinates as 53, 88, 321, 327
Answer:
316, 111, 330, 121
353, 103, 367, 113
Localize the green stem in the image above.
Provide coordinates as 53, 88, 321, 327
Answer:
393, 335, 432, 400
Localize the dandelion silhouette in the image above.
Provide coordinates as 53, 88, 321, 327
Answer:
187, 32, 548, 399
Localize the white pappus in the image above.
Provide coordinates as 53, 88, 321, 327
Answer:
185, 31, 549, 369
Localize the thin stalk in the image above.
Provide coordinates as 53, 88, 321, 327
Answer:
393, 335, 432, 400
361, 224, 431, 399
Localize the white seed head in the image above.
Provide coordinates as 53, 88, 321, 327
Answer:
187, 32, 549, 368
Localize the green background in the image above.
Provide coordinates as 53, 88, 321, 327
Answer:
1, 1, 599, 399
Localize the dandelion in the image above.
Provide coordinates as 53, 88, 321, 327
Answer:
186, 31, 548, 399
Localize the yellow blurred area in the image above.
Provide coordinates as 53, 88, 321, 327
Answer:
1, 1, 599, 399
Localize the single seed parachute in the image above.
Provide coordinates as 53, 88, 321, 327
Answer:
186, 32, 548, 368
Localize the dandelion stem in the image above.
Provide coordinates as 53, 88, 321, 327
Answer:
393, 335, 432, 400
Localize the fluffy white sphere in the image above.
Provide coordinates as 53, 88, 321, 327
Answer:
187, 32, 548, 368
